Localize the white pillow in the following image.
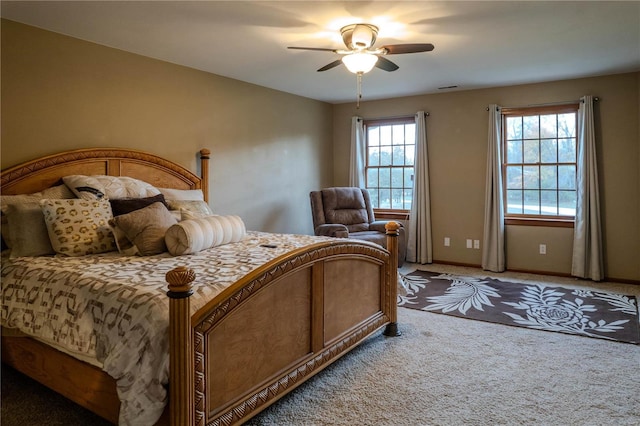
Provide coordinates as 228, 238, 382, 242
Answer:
62, 175, 160, 200
0, 184, 75, 214
165, 215, 246, 256
165, 199, 213, 217
180, 208, 218, 221
158, 188, 204, 201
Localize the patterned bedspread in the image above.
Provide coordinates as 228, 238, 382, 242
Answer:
1, 231, 333, 425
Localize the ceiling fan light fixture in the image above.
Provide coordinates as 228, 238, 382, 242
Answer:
341, 23, 378, 50
351, 24, 374, 49
342, 52, 378, 74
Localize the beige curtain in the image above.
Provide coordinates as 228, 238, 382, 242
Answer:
407, 111, 432, 263
482, 105, 505, 272
571, 95, 603, 280
349, 116, 365, 188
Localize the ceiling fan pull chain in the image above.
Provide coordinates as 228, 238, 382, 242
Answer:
356, 72, 363, 109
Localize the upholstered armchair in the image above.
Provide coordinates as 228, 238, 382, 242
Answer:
310, 187, 406, 266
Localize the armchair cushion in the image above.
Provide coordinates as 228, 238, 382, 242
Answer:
314, 223, 349, 238
319, 187, 370, 232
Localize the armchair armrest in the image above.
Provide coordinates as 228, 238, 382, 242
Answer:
315, 224, 349, 238
369, 220, 404, 233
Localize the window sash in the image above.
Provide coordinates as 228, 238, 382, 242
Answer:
501, 104, 578, 221
364, 117, 415, 210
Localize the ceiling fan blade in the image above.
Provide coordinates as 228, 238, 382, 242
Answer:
375, 56, 399, 72
381, 43, 435, 55
288, 46, 338, 53
317, 59, 343, 72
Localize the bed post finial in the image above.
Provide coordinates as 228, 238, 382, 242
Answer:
166, 266, 196, 426
383, 221, 401, 337
199, 149, 210, 204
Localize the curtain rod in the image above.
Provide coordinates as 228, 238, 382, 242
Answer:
486, 97, 599, 111
358, 112, 430, 122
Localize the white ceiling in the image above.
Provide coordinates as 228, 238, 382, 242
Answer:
2, 1, 639, 104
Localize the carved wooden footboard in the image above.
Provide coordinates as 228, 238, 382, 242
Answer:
168, 224, 400, 426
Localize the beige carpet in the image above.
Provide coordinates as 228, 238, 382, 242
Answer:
2, 264, 639, 425
246, 264, 640, 425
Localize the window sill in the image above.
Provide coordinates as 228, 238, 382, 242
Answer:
505, 217, 574, 228
374, 209, 410, 221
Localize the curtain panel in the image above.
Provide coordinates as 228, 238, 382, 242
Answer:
406, 111, 433, 264
571, 95, 604, 281
482, 105, 505, 272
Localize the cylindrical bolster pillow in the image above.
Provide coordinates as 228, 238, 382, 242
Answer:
165, 215, 246, 256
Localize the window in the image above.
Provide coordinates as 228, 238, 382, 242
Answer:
364, 117, 415, 211
502, 104, 578, 222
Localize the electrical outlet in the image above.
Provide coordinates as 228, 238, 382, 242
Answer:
473, 239, 480, 249
466, 239, 472, 249
539, 244, 547, 255
444, 237, 450, 247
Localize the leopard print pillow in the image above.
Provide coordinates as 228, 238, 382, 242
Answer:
40, 198, 117, 256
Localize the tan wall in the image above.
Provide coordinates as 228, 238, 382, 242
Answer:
1, 19, 334, 235
3, 20, 638, 281
333, 73, 640, 282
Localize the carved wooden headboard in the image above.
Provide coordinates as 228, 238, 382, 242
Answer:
1, 148, 210, 202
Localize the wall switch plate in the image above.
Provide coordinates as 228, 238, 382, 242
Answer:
539, 244, 547, 255
444, 237, 450, 247
466, 239, 472, 249
473, 239, 480, 249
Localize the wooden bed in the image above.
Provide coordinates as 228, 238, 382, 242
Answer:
0, 148, 400, 426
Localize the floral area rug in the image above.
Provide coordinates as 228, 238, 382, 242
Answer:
399, 270, 640, 344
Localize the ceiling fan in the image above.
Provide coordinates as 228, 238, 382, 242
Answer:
288, 23, 435, 74
288, 23, 434, 107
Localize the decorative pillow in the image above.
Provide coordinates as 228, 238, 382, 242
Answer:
180, 208, 218, 221
62, 175, 160, 200
158, 188, 205, 201
108, 221, 140, 256
109, 194, 168, 217
40, 198, 117, 256
6, 203, 55, 257
110, 202, 178, 256
165, 199, 213, 216
1, 185, 75, 248
165, 215, 246, 256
